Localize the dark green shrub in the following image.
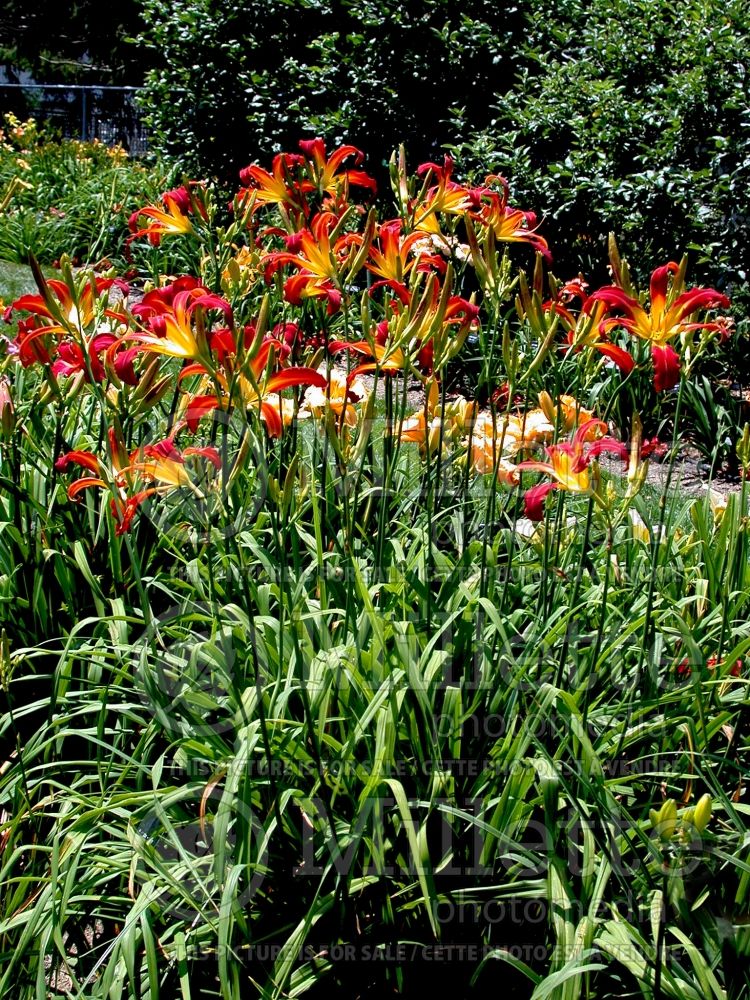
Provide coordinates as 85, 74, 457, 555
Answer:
454, 0, 750, 302
135, 0, 522, 182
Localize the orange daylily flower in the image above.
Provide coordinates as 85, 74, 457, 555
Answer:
237, 152, 313, 219
547, 281, 635, 374
128, 188, 198, 245
4, 277, 128, 377
411, 156, 484, 234
56, 431, 222, 535
517, 419, 628, 519
180, 336, 327, 438
365, 219, 437, 284
125, 288, 233, 361
6, 276, 128, 366
263, 212, 365, 313
298, 138, 377, 199
478, 176, 551, 261
590, 261, 730, 346
328, 337, 408, 381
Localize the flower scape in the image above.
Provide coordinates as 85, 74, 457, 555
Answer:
0, 137, 747, 1000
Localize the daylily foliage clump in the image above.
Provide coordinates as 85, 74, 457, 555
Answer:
0, 138, 746, 1000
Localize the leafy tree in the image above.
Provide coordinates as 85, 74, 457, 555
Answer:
135, 0, 523, 182
455, 0, 750, 301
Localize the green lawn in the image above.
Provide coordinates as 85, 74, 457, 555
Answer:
0, 258, 46, 305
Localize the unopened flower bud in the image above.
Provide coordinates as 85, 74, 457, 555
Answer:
0, 378, 15, 439
693, 793, 712, 833
651, 798, 678, 841
0, 629, 11, 692
737, 423, 750, 474
64, 370, 86, 403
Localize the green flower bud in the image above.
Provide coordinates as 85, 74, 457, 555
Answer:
693, 793, 712, 833
0, 378, 14, 440
652, 799, 678, 841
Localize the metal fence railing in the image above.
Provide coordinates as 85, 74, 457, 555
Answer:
0, 84, 149, 155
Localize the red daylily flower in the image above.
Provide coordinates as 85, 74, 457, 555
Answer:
677, 655, 743, 680
652, 343, 681, 392
590, 261, 730, 345
263, 212, 365, 314
52, 333, 138, 386
131, 277, 207, 324
517, 418, 628, 520
298, 138, 377, 198
333, 271, 478, 377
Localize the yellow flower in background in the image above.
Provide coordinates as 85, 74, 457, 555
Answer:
538, 392, 597, 436
262, 393, 300, 430
709, 489, 728, 522
221, 246, 262, 297
629, 508, 650, 544
302, 367, 369, 427
469, 411, 520, 483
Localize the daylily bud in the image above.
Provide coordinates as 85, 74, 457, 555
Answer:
610, 553, 622, 583
427, 419, 443, 455
628, 413, 643, 481
0, 629, 11, 692
0, 378, 15, 439
137, 375, 171, 413
129, 357, 172, 414
538, 390, 555, 426
651, 798, 678, 841
501, 322, 518, 380
516, 270, 532, 327
736, 423, 750, 474
629, 509, 650, 544
281, 453, 300, 515
64, 370, 86, 403
608, 233, 623, 286
464, 217, 489, 290
695, 577, 708, 618
605, 478, 617, 507
693, 793, 712, 833
626, 459, 649, 499
38, 382, 54, 406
